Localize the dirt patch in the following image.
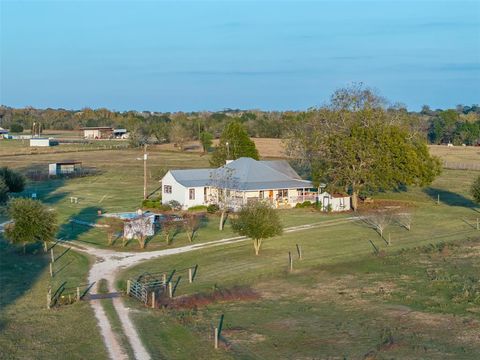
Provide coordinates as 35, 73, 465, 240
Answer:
159, 286, 260, 310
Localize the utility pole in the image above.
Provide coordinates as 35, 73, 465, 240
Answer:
143, 144, 148, 200
226, 141, 230, 160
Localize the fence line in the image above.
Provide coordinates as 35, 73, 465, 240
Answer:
443, 161, 480, 171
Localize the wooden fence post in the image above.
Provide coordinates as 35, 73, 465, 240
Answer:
296, 244, 302, 260
76, 287, 80, 302
168, 282, 173, 298
50, 249, 55, 263
126, 280, 131, 295
151, 292, 155, 309
47, 288, 52, 309
214, 328, 219, 349
162, 273, 167, 288
188, 268, 192, 283
288, 251, 293, 272
437, 194, 440, 205
49, 262, 53, 277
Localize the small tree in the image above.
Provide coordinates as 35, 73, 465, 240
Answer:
183, 214, 200, 242
4, 198, 58, 253
210, 121, 259, 167
161, 218, 177, 245
471, 175, 480, 204
360, 208, 394, 238
0, 167, 26, 193
231, 202, 283, 256
10, 123, 24, 133
209, 167, 238, 230
199, 131, 213, 153
99, 217, 124, 246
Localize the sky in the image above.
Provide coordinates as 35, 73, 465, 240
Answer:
1, 1, 479, 112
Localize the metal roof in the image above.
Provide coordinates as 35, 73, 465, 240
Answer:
168, 157, 312, 190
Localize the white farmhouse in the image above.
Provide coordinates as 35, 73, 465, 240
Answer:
160, 157, 317, 210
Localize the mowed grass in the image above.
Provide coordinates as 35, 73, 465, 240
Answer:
117, 169, 480, 359
0, 241, 108, 359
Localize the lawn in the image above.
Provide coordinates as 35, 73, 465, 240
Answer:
117, 169, 480, 359
0, 241, 108, 359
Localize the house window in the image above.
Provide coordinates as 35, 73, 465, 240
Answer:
277, 189, 288, 198
164, 185, 172, 194
189, 188, 195, 200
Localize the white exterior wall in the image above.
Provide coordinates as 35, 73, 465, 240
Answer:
30, 138, 50, 147
161, 172, 207, 209
48, 164, 57, 175
319, 192, 351, 212
84, 129, 100, 139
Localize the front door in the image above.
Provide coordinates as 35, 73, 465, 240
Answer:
269, 190, 273, 199
323, 196, 330, 211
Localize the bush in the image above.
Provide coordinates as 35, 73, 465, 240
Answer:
471, 175, 480, 204
207, 204, 220, 214
9, 123, 24, 133
168, 200, 182, 211
295, 201, 313, 208
0, 167, 25, 193
188, 205, 208, 212
0, 178, 9, 204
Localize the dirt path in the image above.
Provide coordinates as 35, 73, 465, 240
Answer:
64, 216, 357, 360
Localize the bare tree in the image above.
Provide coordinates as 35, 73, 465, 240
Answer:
161, 217, 177, 245
208, 167, 239, 230
182, 213, 200, 242
394, 212, 413, 231
99, 217, 124, 246
125, 215, 152, 249
359, 208, 394, 238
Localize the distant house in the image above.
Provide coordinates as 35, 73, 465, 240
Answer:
160, 157, 317, 210
49, 161, 82, 176
318, 192, 351, 212
81, 127, 113, 139
30, 138, 56, 147
0, 128, 8, 139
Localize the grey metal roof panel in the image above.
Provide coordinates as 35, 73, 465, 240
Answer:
169, 158, 312, 190
260, 160, 301, 179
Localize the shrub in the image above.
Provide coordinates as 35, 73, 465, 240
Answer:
188, 205, 208, 212
9, 123, 24, 133
295, 201, 313, 208
0, 167, 26, 193
206, 204, 220, 214
471, 175, 480, 204
168, 200, 182, 211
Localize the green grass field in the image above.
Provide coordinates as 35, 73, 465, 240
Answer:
0, 242, 108, 359
117, 169, 480, 359
1, 143, 479, 359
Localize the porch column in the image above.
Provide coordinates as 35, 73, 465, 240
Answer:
302, 188, 305, 202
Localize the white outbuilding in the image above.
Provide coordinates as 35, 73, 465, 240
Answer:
318, 192, 351, 212
30, 138, 52, 147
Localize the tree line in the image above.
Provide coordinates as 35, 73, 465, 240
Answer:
1, 99, 479, 146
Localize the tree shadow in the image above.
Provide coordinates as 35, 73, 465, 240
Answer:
58, 206, 103, 242
423, 187, 478, 209
0, 240, 49, 330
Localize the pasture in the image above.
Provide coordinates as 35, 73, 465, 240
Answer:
0, 139, 479, 359
118, 168, 480, 359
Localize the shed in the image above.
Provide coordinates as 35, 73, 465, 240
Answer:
81, 127, 113, 139
318, 192, 351, 212
49, 161, 82, 176
30, 138, 52, 147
